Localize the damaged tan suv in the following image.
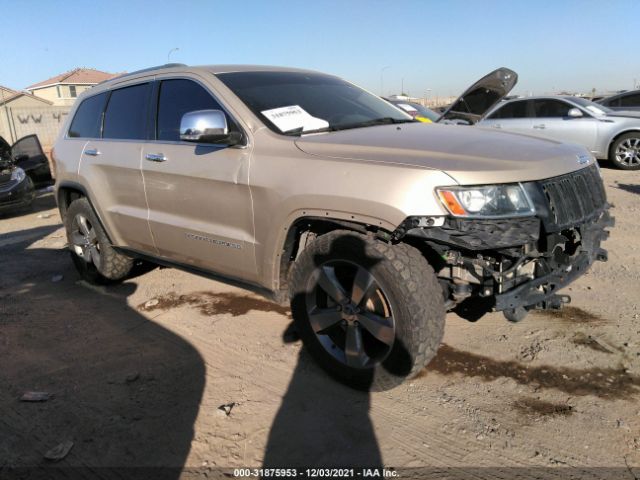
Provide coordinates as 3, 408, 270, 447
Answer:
54, 64, 613, 389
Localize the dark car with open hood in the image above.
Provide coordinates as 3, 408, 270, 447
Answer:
0, 135, 52, 212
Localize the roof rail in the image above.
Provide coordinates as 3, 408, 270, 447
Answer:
101, 63, 188, 84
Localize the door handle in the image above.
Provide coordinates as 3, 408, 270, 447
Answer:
145, 153, 167, 162
492, 124, 502, 129
84, 148, 100, 156
533, 124, 546, 130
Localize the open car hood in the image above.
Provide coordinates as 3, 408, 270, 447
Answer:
437, 67, 518, 125
0, 135, 12, 170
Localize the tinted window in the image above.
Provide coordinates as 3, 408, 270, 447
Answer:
68, 92, 108, 138
12, 135, 43, 159
533, 99, 572, 118
103, 83, 151, 140
488, 101, 528, 119
157, 79, 223, 141
620, 93, 640, 107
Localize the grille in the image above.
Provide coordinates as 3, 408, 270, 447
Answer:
540, 164, 606, 228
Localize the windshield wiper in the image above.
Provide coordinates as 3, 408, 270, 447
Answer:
305, 117, 415, 135
282, 117, 415, 137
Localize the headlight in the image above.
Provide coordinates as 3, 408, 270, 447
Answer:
436, 184, 534, 218
11, 167, 26, 183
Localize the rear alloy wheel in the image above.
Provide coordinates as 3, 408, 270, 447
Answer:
610, 133, 640, 170
70, 213, 102, 270
289, 230, 446, 390
65, 198, 133, 284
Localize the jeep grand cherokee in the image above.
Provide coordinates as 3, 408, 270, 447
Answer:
53, 64, 612, 389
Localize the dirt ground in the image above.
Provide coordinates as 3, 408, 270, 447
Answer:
1, 166, 639, 479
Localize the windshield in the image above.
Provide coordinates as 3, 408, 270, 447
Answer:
216, 71, 413, 135
569, 97, 612, 116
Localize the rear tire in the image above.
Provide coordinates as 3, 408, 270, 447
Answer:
609, 133, 640, 170
64, 198, 133, 284
289, 230, 446, 391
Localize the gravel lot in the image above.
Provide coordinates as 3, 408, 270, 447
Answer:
1, 166, 639, 479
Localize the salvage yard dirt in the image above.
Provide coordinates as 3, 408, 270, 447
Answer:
1, 166, 639, 478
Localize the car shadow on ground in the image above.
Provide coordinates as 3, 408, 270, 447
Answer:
0, 227, 205, 478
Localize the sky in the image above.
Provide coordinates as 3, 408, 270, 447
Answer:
1, 0, 638, 99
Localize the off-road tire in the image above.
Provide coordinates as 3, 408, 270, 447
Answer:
609, 132, 640, 170
289, 230, 446, 391
64, 198, 133, 284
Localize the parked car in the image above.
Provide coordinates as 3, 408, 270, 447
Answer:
478, 96, 640, 170
438, 67, 518, 125
0, 134, 51, 212
597, 89, 640, 111
385, 99, 439, 123
53, 64, 612, 389
0, 134, 53, 187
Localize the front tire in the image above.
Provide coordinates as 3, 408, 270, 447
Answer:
289, 230, 446, 391
64, 198, 133, 284
609, 133, 640, 170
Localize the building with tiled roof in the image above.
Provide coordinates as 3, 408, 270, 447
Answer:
25, 68, 120, 106
0, 85, 53, 107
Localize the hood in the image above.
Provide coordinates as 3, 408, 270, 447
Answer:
437, 67, 518, 125
605, 110, 640, 120
0, 135, 11, 162
0, 136, 13, 173
295, 122, 591, 185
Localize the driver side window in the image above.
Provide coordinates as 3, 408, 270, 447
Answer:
157, 79, 229, 141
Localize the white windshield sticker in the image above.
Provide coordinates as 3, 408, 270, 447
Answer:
261, 105, 329, 133
397, 103, 418, 112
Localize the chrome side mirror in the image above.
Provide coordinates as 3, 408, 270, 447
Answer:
180, 110, 229, 143
567, 108, 583, 118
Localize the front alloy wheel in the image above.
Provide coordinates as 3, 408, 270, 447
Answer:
289, 230, 446, 390
306, 261, 396, 369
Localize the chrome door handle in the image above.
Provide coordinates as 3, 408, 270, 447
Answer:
84, 148, 100, 156
145, 153, 167, 162
492, 124, 502, 129
533, 124, 546, 129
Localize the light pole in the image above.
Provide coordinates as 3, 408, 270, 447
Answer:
167, 47, 180, 63
380, 66, 390, 96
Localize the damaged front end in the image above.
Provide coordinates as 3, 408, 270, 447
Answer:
394, 163, 614, 322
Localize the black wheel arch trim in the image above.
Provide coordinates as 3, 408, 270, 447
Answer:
56, 181, 115, 245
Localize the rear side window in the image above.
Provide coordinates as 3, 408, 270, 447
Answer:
157, 79, 224, 141
488, 101, 528, 119
68, 93, 108, 138
103, 83, 151, 140
533, 100, 572, 118
620, 93, 640, 107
